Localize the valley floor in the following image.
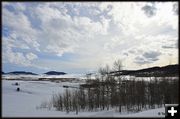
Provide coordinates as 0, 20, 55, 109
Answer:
2, 80, 165, 117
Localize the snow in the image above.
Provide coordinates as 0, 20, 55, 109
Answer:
2, 79, 165, 117
2, 73, 87, 80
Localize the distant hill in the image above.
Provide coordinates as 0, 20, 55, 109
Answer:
44, 71, 66, 75
6, 71, 38, 75
111, 64, 179, 77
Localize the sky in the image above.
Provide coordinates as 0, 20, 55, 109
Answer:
2, 2, 178, 74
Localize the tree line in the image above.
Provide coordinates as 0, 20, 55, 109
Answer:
49, 60, 179, 114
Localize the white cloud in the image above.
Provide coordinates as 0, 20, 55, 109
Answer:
3, 48, 29, 66
3, 6, 40, 51
2, 2, 178, 72
32, 4, 108, 57
26, 52, 38, 61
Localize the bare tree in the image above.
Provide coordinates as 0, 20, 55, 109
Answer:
113, 59, 123, 113
49, 60, 178, 114
64, 89, 70, 113
98, 66, 106, 110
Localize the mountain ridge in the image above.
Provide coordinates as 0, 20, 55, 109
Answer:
2, 64, 178, 77
4, 71, 38, 75
110, 64, 179, 77
44, 71, 66, 75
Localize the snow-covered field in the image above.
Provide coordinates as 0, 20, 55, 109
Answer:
2, 79, 165, 117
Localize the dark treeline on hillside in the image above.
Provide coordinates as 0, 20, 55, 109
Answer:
48, 60, 178, 114
5, 71, 38, 75
110, 64, 179, 77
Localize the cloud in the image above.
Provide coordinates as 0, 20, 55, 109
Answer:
141, 4, 157, 17
162, 42, 177, 49
2, 6, 40, 51
143, 51, 161, 59
2, 2, 178, 72
2, 2, 109, 70
3, 48, 36, 67
134, 56, 152, 65
132, 50, 161, 65
173, 3, 178, 15
26, 52, 38, 61
31, 3, 108, 56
